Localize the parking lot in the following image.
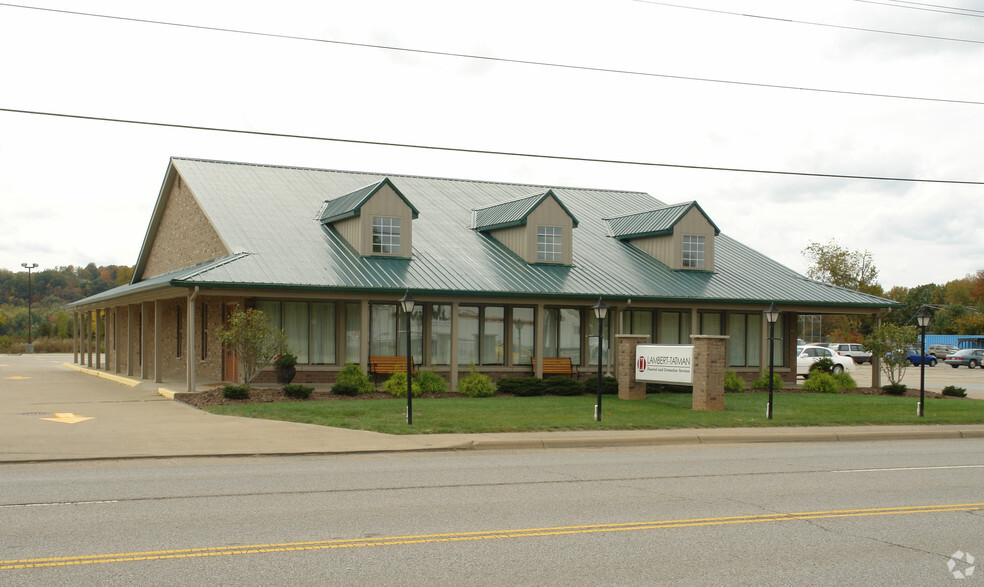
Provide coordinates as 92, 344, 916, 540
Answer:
846, 362, 984, 400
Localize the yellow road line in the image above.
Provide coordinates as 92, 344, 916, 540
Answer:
3, 502, 981, 570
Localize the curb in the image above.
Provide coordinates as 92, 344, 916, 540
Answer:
61, 363, 141, 387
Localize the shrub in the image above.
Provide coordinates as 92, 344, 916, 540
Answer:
583, 375, 619, 395
274, 351, 298, 368
222, 384, 251, 400
542, 375, 584, 396
750, 372, 784, 391
724, 370, 745, 392
942, 385, 967, 398
882, 382, 907, 396
458, 367, 496, 397
331, 382, 361, 396
0, 336, 13, 353
809, 358, 835, 375
802, 371, 838, 393
832, 372, 857, 391
416, 370, 448, 394
496, 377, 545, 397
335, 363, 375, 395
384, 372, 422, 397
283, 383, 313, 399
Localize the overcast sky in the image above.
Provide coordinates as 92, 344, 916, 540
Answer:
1, 0, 981, 290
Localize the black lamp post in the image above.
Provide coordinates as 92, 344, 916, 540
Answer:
765, 303, 780, 420
399, 290, 415, 425
21, 263, 38, 350
592, 298, 609, 422
916, 308, 931, 417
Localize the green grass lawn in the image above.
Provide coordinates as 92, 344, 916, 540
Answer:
205, 393, 983, 435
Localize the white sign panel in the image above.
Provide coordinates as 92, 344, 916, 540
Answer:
635, 344, 694, 384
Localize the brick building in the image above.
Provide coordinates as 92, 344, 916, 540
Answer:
67, 158, 896, 391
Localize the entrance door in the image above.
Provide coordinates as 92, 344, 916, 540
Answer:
223, 303, 239, 382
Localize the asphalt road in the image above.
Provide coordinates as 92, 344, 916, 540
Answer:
2, 440, 982, 585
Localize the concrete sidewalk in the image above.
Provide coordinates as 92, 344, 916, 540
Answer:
1, 354, 982, 464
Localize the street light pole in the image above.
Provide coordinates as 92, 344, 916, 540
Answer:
399, 290, 416, 425
916, 308, 931, 417
765, 303, 780, 420
592, 298, 608, 422
21, 263, 38, 352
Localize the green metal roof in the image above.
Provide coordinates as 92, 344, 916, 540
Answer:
76, 158, 899, 310
319, 177, 420, 224
605, 201, 720, 239
472, 190, 579, 231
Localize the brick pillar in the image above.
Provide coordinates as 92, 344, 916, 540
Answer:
616, 335, 648, 399
691, 335, 729, 411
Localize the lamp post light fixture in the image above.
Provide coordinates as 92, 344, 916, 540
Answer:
21, 263, 38, 352
764, 303, 780, 420
399, 290, 416, 425
592, 298, 609, 422
916, 308, 931, 417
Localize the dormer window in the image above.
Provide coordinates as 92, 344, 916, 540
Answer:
372, 217, 401, 254
536, 226, 563, 262
683, 235, 705, 268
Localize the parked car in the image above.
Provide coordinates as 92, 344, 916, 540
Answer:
944, 348, 984, 369
927, 344, 958, 359
829, 342, 872, 364
905, 348, 937, 367
796, 345, 855, 377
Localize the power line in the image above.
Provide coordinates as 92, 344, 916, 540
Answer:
853, 0, 984, 16
3, 106, 981, 185
631, 0, 984, 43
1, 2, 982, 107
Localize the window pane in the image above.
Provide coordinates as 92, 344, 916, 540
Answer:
511, 307, 534, 365
728, 314, 746, 367
396, 306, 423, 365
310, 302, 335, 365
747, 316, 761, 367
256, 300, 281, 330
558, 308, 581, 365
345, 303, 360, 363
683, 235, 705, 268
370, 304, 397, 356
701, 312, 721, 335
543, 308, 559, 358
631, 311, 653, 343
536, 226, 562, 261
458, 306, 479, 365
284, 302, 309, 364
372, 217, 401, 254
430, 304, 451, 365
482, 306, 505, 365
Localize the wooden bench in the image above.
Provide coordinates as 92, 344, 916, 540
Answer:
369, 356, 416, 384
531, 356, 578, 379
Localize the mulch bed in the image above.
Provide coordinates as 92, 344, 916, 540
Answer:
177, 385, 947, 409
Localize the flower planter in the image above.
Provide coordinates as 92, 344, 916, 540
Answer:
276, 365, 296, 385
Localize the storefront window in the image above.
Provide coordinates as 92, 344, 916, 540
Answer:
511, 307, 534, 365
430, 304, 452, 365
659, 311, 690, 344
700, 312, 721, 335
458, 305, 480, 364
396, 305, 423, 364
310, 302, 335, 365
482, 307, 504, 365
370, 304, 397, 357
728, 313, 761, 368
284, 302, 309, 364
543, 308, 581, 364
623, 310, 653, 343
345, 303, 360, 363
587, 308, 612, 366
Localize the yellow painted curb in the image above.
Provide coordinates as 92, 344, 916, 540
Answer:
62, 363, 140, 387
157, 387, 179, 399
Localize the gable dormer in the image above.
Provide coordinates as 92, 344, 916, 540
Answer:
319, 178, 419, 258
605, 201, 719, 271
472, 190, 579, 265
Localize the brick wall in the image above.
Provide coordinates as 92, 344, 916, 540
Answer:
143, 176, 229, 278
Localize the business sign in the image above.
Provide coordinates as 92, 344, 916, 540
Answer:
635, 344, 694, 384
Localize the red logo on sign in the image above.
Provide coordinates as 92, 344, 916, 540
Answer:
637, 356, 646, 371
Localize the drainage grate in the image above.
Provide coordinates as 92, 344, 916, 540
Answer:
20, 412, 48, 416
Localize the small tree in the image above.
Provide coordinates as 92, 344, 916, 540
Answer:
215, 308, 285, 386
863, 323, 918, 386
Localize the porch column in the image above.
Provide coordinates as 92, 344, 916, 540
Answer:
126, 304, 135, 377
114, 307, 121, 373
449, 301, 459, 391
871, 312, 882, 388
187, 293, 197, 393
94, 309, 101, 370
154, 299, 162, 384
86, 310, 93, 367
140, 302, 149, 380
534, 302, 544, 379
359, 299, 369, 373
73, 310, 79, 363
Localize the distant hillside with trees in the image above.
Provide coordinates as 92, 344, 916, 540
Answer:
0, 263, 133, 351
